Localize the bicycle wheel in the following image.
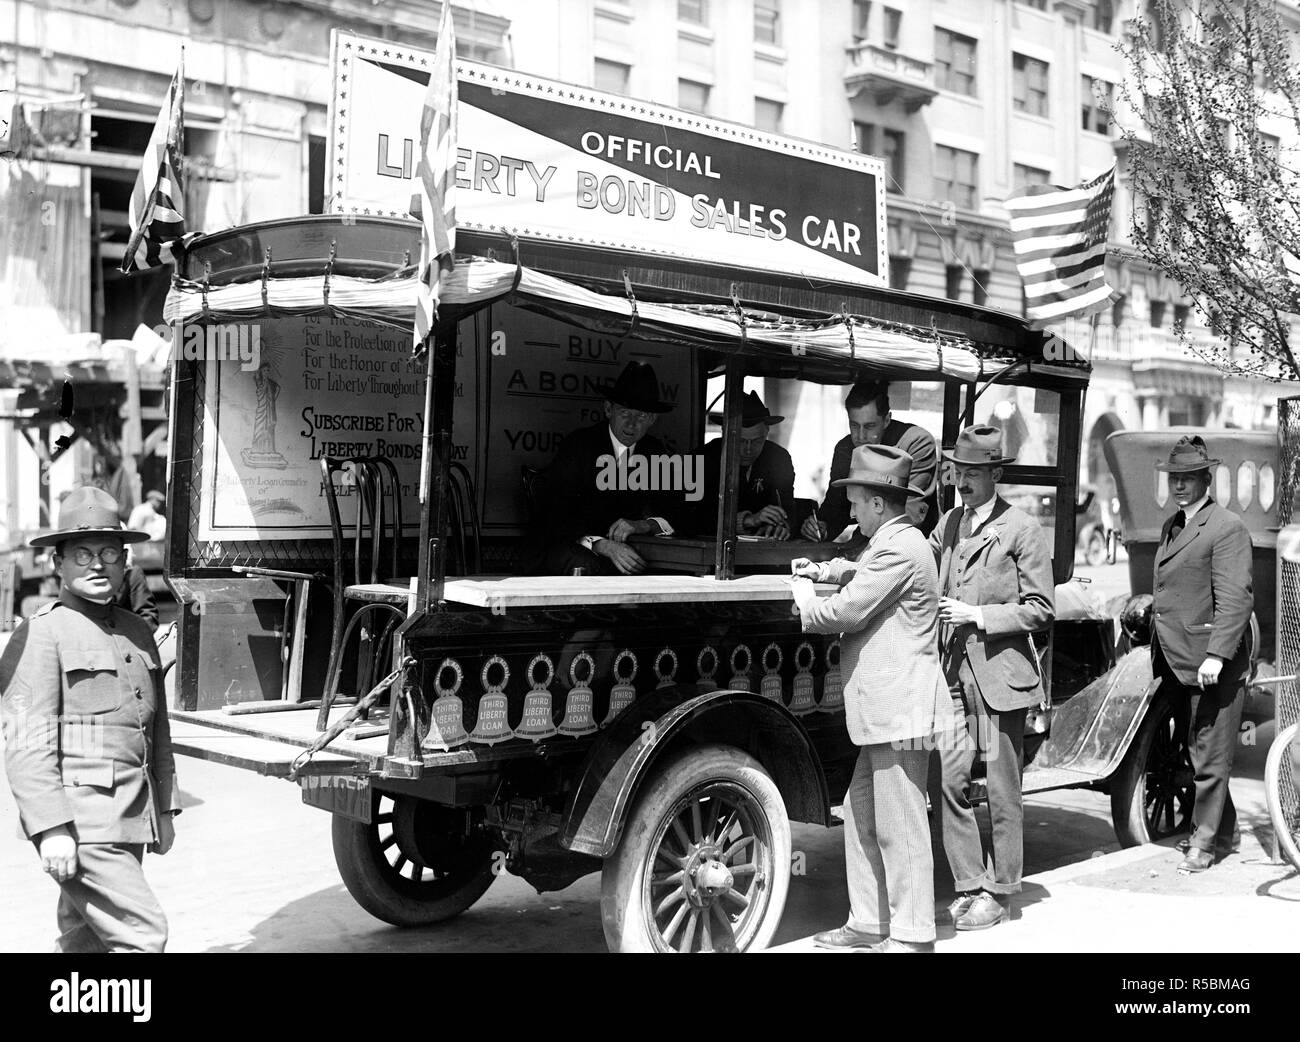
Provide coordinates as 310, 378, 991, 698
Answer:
1265, 721, 1300, 872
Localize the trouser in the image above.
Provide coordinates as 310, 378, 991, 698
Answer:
937, 658, 1027, 895
843, 743, 935, 944
1151, 638, 1245, 853
535, 542, 617, 576
51, 842, 168, 953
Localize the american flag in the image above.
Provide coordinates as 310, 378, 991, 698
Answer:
121, 59, 186, 274
1006, 167, 1116, 325
413, 3, 458, 352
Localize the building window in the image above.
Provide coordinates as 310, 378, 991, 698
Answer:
679, 78, 710, 113
972, 269, 990, 307
852, 0, 870, 42
754, 0, 780, 45
1092, 0, 1116, 33
945, 265, 965, 301
678, 0, 708, 24
855, 124, 904, 191
755, 98, 783, 133
1112, 294, 1126, 329
1012, 53, 1049, 117
594, 59, 631, 95
1017, 0, 1048, 9
935, 144, 979, 210
853, 121, 874, 154
1150, 300, 1167, 328
1172, 303, 1191, 334
1258, 132, 1281, 166
1013, 163, 1051, 192
935, 28, 977, 97
882, 6, 902, 49
889, 255, 913, 291
308, 135, 326, 214
1081, 76, 1112, 134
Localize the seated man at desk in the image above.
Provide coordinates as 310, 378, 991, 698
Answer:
535, 361, 684, 576
694, 391, 796, 540
800, 380, 938, 541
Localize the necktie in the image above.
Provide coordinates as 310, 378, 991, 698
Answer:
959, 508, 976, 541
1168, 509, 1187, 541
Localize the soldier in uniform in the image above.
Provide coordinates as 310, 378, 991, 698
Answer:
1, 487, 181, 952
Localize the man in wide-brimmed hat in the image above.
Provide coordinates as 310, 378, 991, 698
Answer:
928, 425, 1054, 930
693, 390, 797, 539
1, 487, 181, 952
791, 444, 951, 953
535, 360, 686, 575
1149, 435, 1253, 873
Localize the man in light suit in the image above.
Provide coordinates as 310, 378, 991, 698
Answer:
930, 425, 1054, 931
1, 487, 181, 952
1150, 436, 1253, 873
791, 444, 950, 953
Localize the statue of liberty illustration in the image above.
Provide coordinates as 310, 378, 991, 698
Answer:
240, 351, 289, 470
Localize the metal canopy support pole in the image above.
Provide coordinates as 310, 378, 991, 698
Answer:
1055, 389, 1083, 587
714, 356, 745, 580
940, 382, 964, 516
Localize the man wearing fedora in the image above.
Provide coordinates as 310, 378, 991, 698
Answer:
929, 424, 1054, 930
801, 380, 939, 543
1151, 435, 1253, 873
791, 444, 950, 953
536, 360, 684, 575
694, 391, 796, 539
1, 487, 181, 952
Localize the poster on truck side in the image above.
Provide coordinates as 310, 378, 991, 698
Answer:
328, 30, 888, 289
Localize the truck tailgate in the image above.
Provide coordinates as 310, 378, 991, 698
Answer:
169, 707, 386, 778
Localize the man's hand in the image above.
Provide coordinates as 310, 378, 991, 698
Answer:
593, 538, 646, 575
800, 516, 828, 541
751, 505, 788, 528
790, 576, 817, 613
152, 810, 177, 856
757, 522, 791, 541
790, 557, 821, 579
939, 597, 983, 628
606, 518, 653, 543
38, 826, 78, 883
1197, 656, 1223, 689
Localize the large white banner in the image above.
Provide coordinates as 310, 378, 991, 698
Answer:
329, 31, 887, 289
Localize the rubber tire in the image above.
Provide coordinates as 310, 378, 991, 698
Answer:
1265, 722, 1300, 872
601, 743, 791, 953
1110, 691, 1193, 847
331, 801, 497, 927
1083, 530, 1107, 567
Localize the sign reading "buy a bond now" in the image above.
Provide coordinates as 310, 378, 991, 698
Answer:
328, 31, 887, 289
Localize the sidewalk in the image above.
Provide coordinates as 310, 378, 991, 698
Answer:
770, 828, 1300, 953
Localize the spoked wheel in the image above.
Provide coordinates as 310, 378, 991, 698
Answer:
601, 744, 790, 953
1083, 530, 1108, 567
1265, 722, 1300, 871
332, 794, 498, 926
1111, 692, 1195, 846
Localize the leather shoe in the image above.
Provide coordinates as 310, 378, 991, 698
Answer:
813, 925, 885, 950
955, 892, 1006, 931
866, 937, 934, 953
1177, 847, 1214, 873
1176, 828, 1240, 855
947, 892, 977, 922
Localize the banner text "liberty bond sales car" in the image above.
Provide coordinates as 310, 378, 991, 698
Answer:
328, 31, 888, 289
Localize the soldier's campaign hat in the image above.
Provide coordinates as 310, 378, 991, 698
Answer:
1154, 434, 1221, 473
832, 444, 926, 497
740, 391, 784, 426
605, 361, 673, 414
942, 424, 1016, 466
30, 486, 150, 548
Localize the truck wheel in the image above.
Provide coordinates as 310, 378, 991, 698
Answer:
332, 794, 497, 927
601, 744, 791, 953
1083, 530, 1107, 567
1110, 692, 1194, 847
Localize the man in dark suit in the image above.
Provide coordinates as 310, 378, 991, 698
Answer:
1150, 436, 1254, 873
929, 425, 1054, 930
1, 487, 181, 952
694, 391, 796, 539
801, 380, 938, 542
536, 361, 683, 575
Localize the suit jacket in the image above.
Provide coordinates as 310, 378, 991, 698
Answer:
538, 423, 685, 553
692, 438, 796, 536
930, 497, 1055, 712
819, 420, 939, 538
799, 517, 951, 746
114, 565, 159, 628
1152, 500, 1253, 687
1, 590, 181, 845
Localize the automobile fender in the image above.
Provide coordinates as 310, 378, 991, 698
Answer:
560, 685, 830, 859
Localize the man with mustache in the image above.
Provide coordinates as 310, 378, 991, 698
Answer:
1150, 436, 1253, 873
929, 425, 1054, 931
694, 391, 796, 539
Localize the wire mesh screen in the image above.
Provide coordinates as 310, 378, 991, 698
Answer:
1279, 395, 1300, 732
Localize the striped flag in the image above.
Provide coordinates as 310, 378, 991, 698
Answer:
1006, 167, 1116, 325
413, 4, 458, 352
121, 59, 186, 274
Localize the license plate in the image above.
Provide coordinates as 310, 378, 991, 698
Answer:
300, 773, 372, 823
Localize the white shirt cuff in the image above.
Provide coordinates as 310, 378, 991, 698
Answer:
648, 517, 673, 536
974, 607, 985, 630
578, 535, 600, 550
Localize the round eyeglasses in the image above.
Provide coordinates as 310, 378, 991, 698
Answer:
64, 547, 124, 566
